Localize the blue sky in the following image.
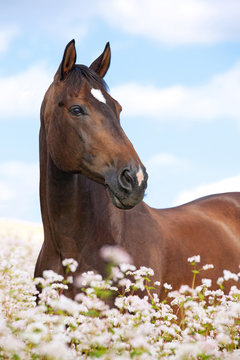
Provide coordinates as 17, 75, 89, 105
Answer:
1, 0, 240, 222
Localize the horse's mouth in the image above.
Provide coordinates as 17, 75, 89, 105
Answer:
106, 187, 134, 210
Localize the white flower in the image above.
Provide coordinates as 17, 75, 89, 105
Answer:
38, 337, 72, 359
179, 285, 194, 294
24, 322, 48, 344
187, 255, 201, 263
75, 271, 103, 288
130, 335, 149, 349
163, 283, 172, 290
202, 264, 214, 270
0, 334, 25, 352
202, 278, 212, 288
100, 245, 133, 265
216, 333, 232, 344
217, 276, 224, 285
223, 269, 239, 282
119, 263, 136, 273
111, 266, 124, 281
2, 220, 240, 360
154, 281, 161, 286
42, 270, 64, 283
62, 258, 78, 272
118, 278, 132, 292
51, 283, 68, 290
52, 295, 83, 315
67, 276, 73, 284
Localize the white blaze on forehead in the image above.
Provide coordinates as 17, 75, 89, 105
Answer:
136, 167, 144, 186
91, 88, 106, 104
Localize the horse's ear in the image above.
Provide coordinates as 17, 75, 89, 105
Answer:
56, 39, 76, 81
89, 42, 111, 78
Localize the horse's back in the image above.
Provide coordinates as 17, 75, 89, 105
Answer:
143, 192, 240, 289
151, 192, 240, 230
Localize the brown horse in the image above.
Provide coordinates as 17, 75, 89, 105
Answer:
35, 40, 240, 298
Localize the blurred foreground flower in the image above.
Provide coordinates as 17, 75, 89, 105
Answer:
0, 220, 240, 359
100, 245, 133, 265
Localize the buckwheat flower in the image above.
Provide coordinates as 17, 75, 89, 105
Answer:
119, 278, 133, 292
111, 266, 124, 281
163, 282, 172, 290
33, 277, 45, 286
120, 263, 136, 273
170, 293, 186, 306
115, 296, 124, 310
100, 245, 133, 265
58, 295, 86, 316
154, 281, 161, 286
198, 338, 219, 357
202, 278, 212, 288
216, 332, 232, 345
213, 289, 224, 297
75, 271, 102, 287
135, 278, 145, 291
203, 264, 214, 270
110, 286, 118, 291
217, 276, 224, 286
51, 283, 68, 290
85, 287, 94, 295
62, 258, 78, 272
91, 333, 112, 347
139, 266, 154, 277
43, 270, 64, 283
223, 269, 239, 282
187, 255, 201, 263
179, 284, 194, 294
0, 335, 25, 353
38, 338, 72, 360
229, 286, 240, 297
67, 275, 73, 284
24, 322, 48, 344
130, 335, 149, 349
229, 303, 240, 318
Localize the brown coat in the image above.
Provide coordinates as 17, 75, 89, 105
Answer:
35, 40, 240, 299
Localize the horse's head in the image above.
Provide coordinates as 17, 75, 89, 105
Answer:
42, 39, 148, 209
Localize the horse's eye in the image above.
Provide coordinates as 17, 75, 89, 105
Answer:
69, 105, 86, 116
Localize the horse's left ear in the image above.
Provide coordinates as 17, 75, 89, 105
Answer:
89, 42, 111, 78
56, 39, 76, 81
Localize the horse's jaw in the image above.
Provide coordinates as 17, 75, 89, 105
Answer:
106, 186, 137, 210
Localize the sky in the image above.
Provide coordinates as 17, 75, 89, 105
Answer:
1, 0, 240, 222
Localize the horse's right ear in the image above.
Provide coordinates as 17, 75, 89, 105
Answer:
55, 39, 76, 81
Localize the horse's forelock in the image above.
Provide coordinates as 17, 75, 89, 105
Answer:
65, 65, 109, 93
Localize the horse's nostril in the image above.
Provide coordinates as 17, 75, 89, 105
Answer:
118, 169, 134, 192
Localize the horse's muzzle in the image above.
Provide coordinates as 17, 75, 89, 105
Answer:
105, 165, 148, 209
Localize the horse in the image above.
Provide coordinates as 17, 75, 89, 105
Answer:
35, 39, 240, 299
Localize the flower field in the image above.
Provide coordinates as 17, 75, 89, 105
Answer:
0, 219, 240, 359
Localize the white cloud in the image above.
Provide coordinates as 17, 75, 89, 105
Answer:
174, 174, 240, 206
146, 153, 183, 168
0, 65, 52, 120
111, 62, 240, 122
0, 26, 19, 54
0, 162, 40, 221
98, 0, 240, 45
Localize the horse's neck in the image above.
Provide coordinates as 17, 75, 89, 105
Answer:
40, 125, 124, 259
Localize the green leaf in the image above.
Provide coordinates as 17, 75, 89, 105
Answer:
89, 346, 108, 358
192, 270, 200, 274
